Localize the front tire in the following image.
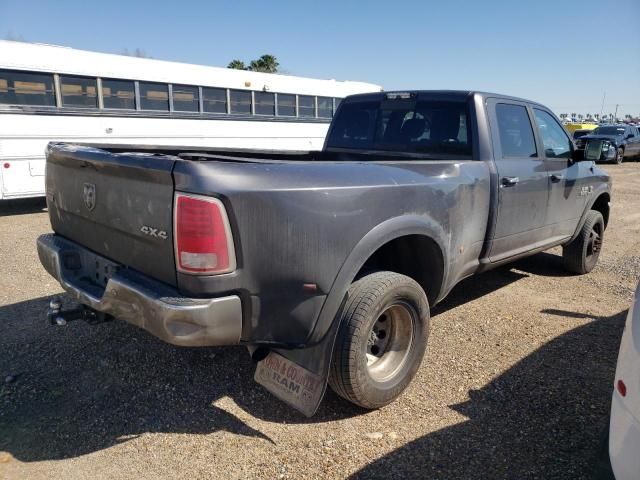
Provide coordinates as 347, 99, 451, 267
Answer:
328, 271, 430, 409
615, 147, 624, 164
562, 210, 604, 274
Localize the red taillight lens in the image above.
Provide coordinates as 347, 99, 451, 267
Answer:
617, 379, 627, 397
174, 193, 236, 274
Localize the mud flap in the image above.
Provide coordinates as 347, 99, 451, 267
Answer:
255, 351, 324, 417
253, 307, 344, 417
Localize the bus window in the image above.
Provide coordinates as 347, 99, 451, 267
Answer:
0, 69, 56, 106
298, 95, 315, 118
202, 87, 227, 114
102, 78, 135, 110
139, 82, 169, 111
277, 94, 295, 117
317, 96, 332, 118
172, 84, 199, 112
334, 98, 343, 113
230, 89, 251, 115
254, 92, 275, 116
60, 75, 98, 108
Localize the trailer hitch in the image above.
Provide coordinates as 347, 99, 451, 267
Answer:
47, 297, 112, 326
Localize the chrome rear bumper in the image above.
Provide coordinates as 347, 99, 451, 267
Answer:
37, 234, 242, 347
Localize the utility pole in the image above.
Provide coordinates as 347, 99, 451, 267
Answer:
614, 104, 621, 123
599, 91, 606, 119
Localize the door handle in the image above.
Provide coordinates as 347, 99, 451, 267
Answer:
550, 174, 564, 183
501, 176, 520, 187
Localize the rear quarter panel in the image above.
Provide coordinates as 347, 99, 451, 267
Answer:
174, 158, 491, 345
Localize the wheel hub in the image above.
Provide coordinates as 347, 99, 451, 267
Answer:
365, 303, 415, 382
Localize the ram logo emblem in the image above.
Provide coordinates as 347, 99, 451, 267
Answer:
83, 183, 96, 211
140, 225, 168, 240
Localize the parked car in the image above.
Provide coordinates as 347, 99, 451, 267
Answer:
573, 129, 594, 141
564, 122, 598, 134
37, 90, 611, 416
575, 125, 640, 163
608, 281, 640, 480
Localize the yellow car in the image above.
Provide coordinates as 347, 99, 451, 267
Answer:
564, 122, 598, 134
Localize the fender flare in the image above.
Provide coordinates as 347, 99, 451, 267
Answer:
309, 213, 448, 345
569, 187, 611, 243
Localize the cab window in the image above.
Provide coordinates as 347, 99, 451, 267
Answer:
533, 109, 571, 159
495, 104, 537, 158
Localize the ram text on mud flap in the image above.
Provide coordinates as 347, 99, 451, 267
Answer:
254, 351, 324, 417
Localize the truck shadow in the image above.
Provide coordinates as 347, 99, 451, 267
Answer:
511, 251, 575, 278
432, 251, 570, 317
433, 266, 529, 315
0, 256, 616, 463
0, 198, 47, 217
350, 310, 625, 480
0, 295, 363, 462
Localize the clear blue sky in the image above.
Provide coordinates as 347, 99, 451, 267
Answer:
1, 0, 639, 116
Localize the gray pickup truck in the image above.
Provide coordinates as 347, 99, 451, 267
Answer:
37, 90, 611, 416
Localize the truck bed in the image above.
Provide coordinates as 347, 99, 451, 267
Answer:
45, 141, 492, 346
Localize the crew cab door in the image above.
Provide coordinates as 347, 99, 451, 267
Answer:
531, 108, 590, 238
487, 99, 549, 262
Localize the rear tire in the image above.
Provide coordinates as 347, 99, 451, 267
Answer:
328, 271, 430, 409
562, 210, 604, 274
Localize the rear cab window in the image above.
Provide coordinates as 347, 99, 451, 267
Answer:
325, 93, 473, 159
494, 103, 537, 158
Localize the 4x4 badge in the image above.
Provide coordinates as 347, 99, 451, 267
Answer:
83, 183, 96, 211
140, 225, 168, 240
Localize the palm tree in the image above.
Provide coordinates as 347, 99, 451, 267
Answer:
227, 59, 247, 70
594, 114, 600, 120
248, 55, 279, 73
577, 114, 584, 121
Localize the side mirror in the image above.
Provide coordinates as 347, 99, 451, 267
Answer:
571, 147, 585, 162
626, 134, 634, 139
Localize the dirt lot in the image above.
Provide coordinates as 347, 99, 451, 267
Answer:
0, 163, 638, 480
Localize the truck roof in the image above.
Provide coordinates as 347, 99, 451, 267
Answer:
344, 90, 548, 109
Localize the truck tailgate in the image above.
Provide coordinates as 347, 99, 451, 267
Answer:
45, 144, 177, 286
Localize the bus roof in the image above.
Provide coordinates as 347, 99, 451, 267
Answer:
0, 40, 382, 97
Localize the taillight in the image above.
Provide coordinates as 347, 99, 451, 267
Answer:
617, 379, 627, 397
174, 193, 236, 275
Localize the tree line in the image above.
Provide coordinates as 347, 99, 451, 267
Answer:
559, 113, 639, 123
227, 55, 279, 73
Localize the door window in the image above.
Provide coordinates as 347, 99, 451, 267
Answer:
495, 104, 537, 158
533, 109, 571, 158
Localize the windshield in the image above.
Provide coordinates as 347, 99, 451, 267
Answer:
591, 126, 626, 135
326, 98, 472, 159
573, 130, 590, 139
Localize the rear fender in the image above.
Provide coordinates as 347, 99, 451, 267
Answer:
252, 214, 448, 416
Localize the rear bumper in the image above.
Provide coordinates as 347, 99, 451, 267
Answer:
37, 234, 243, 347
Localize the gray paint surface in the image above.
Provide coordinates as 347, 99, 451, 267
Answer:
42, 91, 611, 411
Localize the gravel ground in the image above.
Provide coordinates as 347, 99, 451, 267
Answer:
0, 163, 638, 479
